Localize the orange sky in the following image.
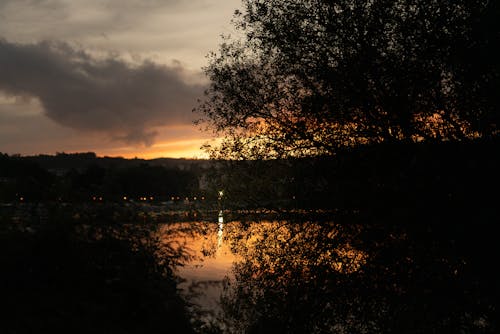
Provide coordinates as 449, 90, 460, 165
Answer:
99, 139, 214, 160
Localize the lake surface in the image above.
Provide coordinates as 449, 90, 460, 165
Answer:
2, 203, 493, 333
158, 216, 368, 332
154, 211, 496, 333
161, 219, 235, 323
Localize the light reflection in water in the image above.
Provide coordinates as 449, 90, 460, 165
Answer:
156, 216, 494, 333
218, 211, 224, 250
217, 222, 224, 251
159, 217, 234, 326
158, 218, 367, 331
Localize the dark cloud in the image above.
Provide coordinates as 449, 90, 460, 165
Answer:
0, 39, 204, 146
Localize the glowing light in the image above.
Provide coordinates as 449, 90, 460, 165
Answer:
123, 196, 127, 200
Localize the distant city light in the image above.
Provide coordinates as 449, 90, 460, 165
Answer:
123, 196, 127, 200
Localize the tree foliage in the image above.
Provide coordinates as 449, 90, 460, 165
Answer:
197, 0, 500, 158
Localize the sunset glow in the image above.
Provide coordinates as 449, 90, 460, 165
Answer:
0, 0, 240, 158
100, 139, 213, 160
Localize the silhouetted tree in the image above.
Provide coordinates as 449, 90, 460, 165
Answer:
197, 0, 500, 158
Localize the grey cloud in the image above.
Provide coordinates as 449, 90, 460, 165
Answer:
0, 0, 59, 8
0, 0, 190, 11
0, 39, 204, 146
0, 0, 241, 71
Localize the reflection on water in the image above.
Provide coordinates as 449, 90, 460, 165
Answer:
159, 219, 235, 327
218, 210, 224, 249
217, 222, 223, 250
156, 213, 494, 333
158, 216, 368, 332
215, 220, 370, 333
4, 202, 494, 332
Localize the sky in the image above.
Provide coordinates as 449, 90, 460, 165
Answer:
0, 0, 242, 159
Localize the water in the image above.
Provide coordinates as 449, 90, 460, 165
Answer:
156, 215, 492, 333
175, 221, 235, 321
3, 203, 495, 333
158, 217, 368, 331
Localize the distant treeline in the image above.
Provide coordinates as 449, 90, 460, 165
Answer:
17, 152, 208, 170
2, 139, 499, 210
0, 152, 206, 202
